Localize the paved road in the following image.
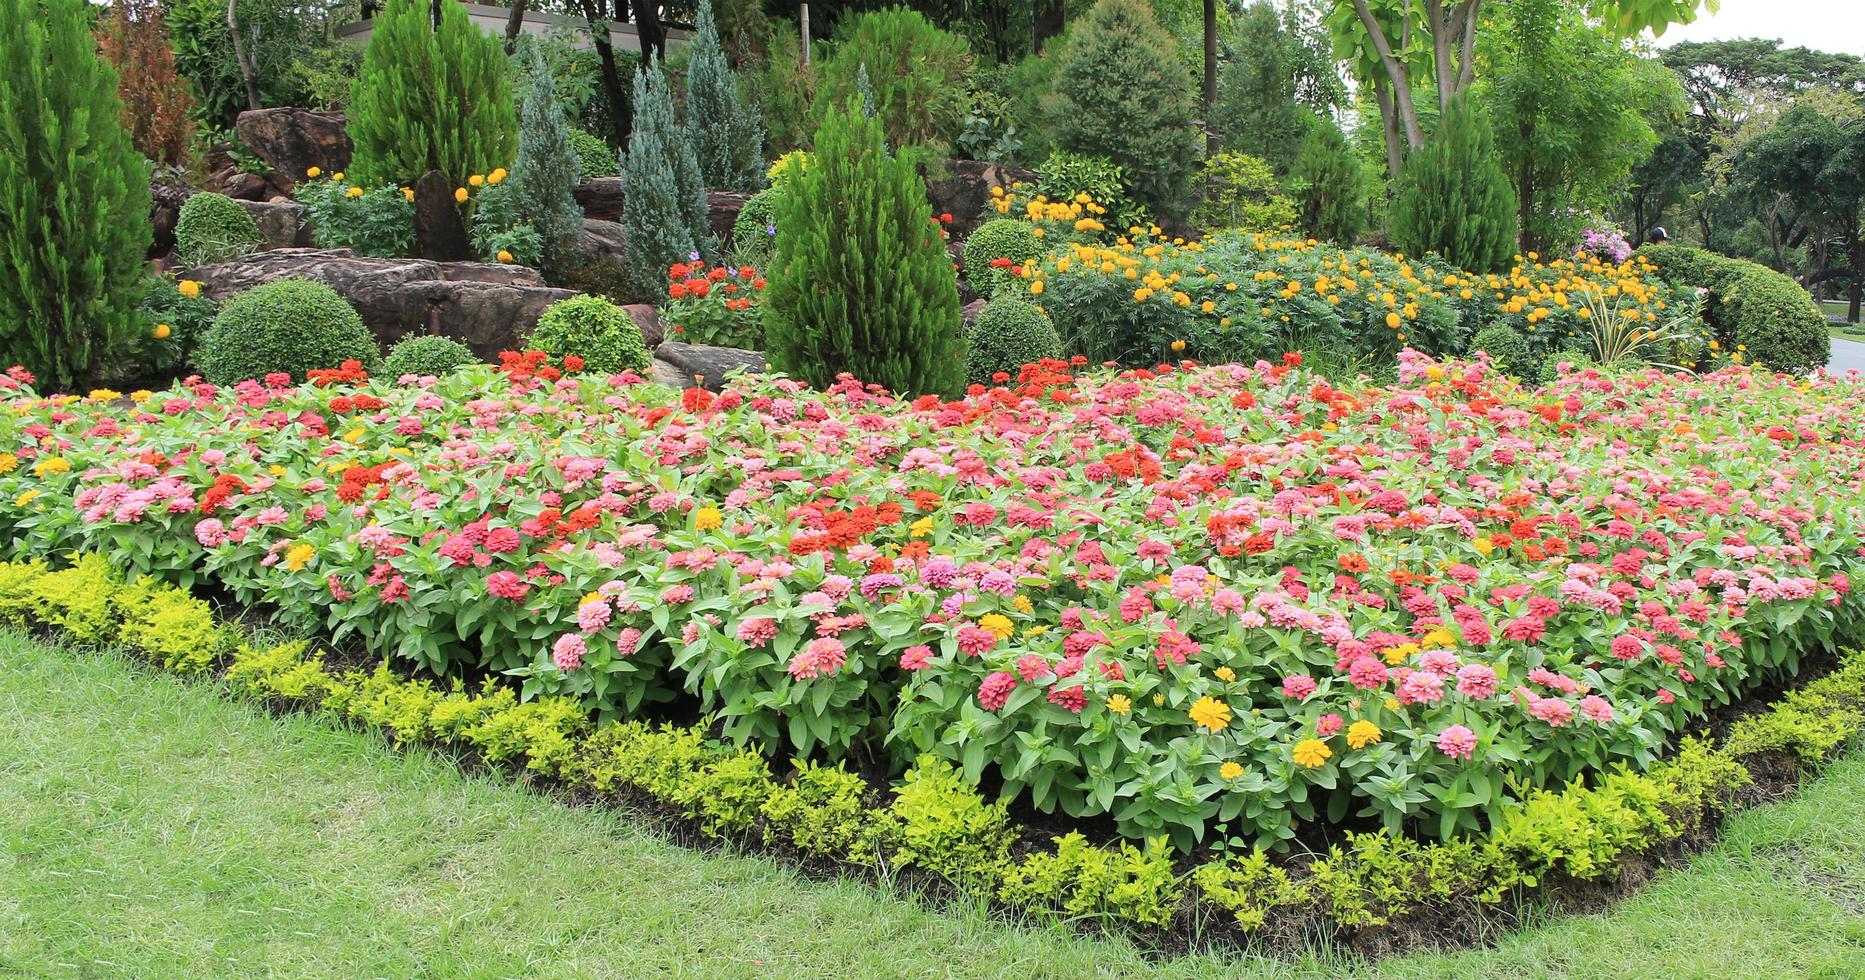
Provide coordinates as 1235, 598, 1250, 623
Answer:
1830, 337, 1865, 376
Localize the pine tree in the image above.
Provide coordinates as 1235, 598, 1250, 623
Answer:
763, 101, 963, 397
1288, 115, 1366, 245
515, 46, 586, 277
622, 63, 711, 299
685, 0, 764, 193
1387, 95, 1518, 274
349, 0, 517, 185
0, 0, 151, 389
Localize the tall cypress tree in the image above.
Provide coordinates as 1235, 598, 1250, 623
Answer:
515, 45, 585, 278
685, 0, 764, 193
348, 0, 517, 185
1386, 95, 1518, 274
1288, 115, 1366, 245
763, 101, 963, 397
621, 63, 710, 299
0, 0, 151, 389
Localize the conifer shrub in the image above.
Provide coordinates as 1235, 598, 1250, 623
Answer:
816, 8, 971, 160
175, 192, 263, 267
514, 47, 586, 277
686, 0, 765, 193
962, 219, 1043, 299
526, 295, 651, 374
1191, 153, 1298, 234
1387, 96, 1518, 274
0, 0, 152, 389
347, 0, 517, 186
195, 280, 381, 384
622, 63, 711, 300
1043, 0, 1199, 218
383, 335, 478, 377
964, 297, 1062, 385
1288, 116, 1366, 244
763, 101, 964, 397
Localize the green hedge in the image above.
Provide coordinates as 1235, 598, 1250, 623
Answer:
964, 297, 1061, 385
1639, 243, 1829, 374
194, 279, 381, 384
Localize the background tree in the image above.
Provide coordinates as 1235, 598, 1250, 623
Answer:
515, 46, 587, 278
347, 0, 517, 185
620, 63, 710, 299
0, 0, 152, 389
1288, 114, 1367, 243
1213, 2, 1310, 172
1738, 107, 1865, 321
686, 0, 766, 191
1387, 94, 1517, 273
815, 9, 972, 160
167, 0, 321, 128
94, 0, 197, 169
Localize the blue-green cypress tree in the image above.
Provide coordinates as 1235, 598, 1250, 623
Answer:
621, 63, 710, 299
515, 46, 586, 277
685, 0, 764, 193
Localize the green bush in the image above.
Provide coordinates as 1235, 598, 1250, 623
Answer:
816, 8, 971, 159
1469, 324, 1537, 380
763, 101, 963, 397
1288, 116, 1366, 244
569, 130, 616, 181
961, 219, 1043, 299
194, 279, 381, 384
686, 0, 765, 192
134, 274, 218, 377
999, 833, 1180, 927
1043, 0, 1199, 218
527, 294, 651, 374
299, 176, 416, 258
382, 335, 478, 377
347, 0, 517, 186
1387, 95, 1518, 274
1640, 243, 1829, 374
175, 192, 262, 267
621, 63, 711, 300
965, 297, 1062, 385
1191, 153, 1298, 234
731, 186, 783, 260
1034, 151, 1145, 232
885, 754, 1014, 887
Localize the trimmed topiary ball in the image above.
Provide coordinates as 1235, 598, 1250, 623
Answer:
1640, 243, 1829, 374
965, 297, 1062, 385
383, 335, 478, 377
195, 279, 381, 384
569, 129, 616, 181
527, 294, 651, 374
174, 192, 263, 267
1469, 324, 1537, 381
732, 186, 784, 259
962, 218, 1043, 300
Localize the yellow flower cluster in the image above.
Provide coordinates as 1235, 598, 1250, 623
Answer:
988, 183, 1109, 237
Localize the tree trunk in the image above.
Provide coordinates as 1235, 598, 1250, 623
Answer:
1851, 234, 1864, 323
1032, 0, 1065, 54
1517, 148, 1536, 253
800, 3, 810, 64
1350, 0, 1424, 153
634, 0, 664, 61
430, 0, 442, 30
504, 0, 528, 54
1202, 0, 1218, 155
576, 0, 633, 145
226, 0, 262, 110
1373, 82, 1404, 181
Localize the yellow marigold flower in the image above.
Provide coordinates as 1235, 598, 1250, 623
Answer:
1013, 594, 1034, 613
488, 168, 507, 185
15, 489, 39, 507
87, 388, 121, 401
1032, 227, 1045, 238
403, 187, 415, 202
346, 185, 365, 198
1028, 279, 1044, 296
32, 456, 70, 477
469, 173, 486, 187
1346, 720, 1381, 749
497, 250, 514, 263
694, 506, 723, 531
980, 613, 1015, 640
1292, 738, 1332, 768
454, 187, 469, 203
1189, 696, 1232, 732
1213, 666, 1236, 682
283, 542, 316, 572
1219, 761, 1244, 780
1385, 311, 1402, 329
1106, 694, 1132, 715
1200, 300, 1215, 314
177, 279, 202, 299
909, 516, 933, 538
306, 166, 322, 178
153, 323, 172, 340
1170, 339, 1186, 352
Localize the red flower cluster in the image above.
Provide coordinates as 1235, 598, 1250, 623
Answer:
307, 360, 371, 387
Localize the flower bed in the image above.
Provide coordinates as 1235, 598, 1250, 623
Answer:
0, 354, 1860, 853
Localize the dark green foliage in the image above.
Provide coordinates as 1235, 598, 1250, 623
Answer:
817, 8, 971, 159
195, 280, 381, 384
747, 24, 815, 155
383, 335, 478, 377
0, 0, 151, 390
347, 0, 517, 186
1640, 243, 1830, 374
1469, 324, 1537, 380
621, 63, 711, 299
300, 178, 417, 259
134, 275, 218, 377
687, 0, 765, 192
1288, 116, 1366, 244
1043, 0, 1199, 218
1213, 1, 1308, 172
1035, 151, 1146, 232
962, 219, 1043, 299
964, 298, 1062, 385
732, 186, 784, 260
1388, 96, 1518, 274
175, 193, 263, 267
167, 0, 315, 129
570, 130, 616, 181
527, 295, 651, 374
763, 102, 963, 397
515, 48, 586, 277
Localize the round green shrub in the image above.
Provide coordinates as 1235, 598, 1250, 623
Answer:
1640, 243, 1829, 374
195, 279, 382, 384
174, 192, 263, 267
965, 298, 1063, 386
1469, 324, 1537, 380
569, 129, 616, 181
527, 294, 651, 374
732, 186, 784, 258
383, 335, 478, 377
962, 219, 1043, 300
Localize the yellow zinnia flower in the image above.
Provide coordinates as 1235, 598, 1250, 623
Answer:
979, 613, 1015, 640
1189, 696, 1232, 732
1346, 720, 1381, 749
693, 507, 723, 531
283, 542, 316, 572
1106, 694, 1132, 715
1292, 738, 1332, 768
1213, 666, 1236, 682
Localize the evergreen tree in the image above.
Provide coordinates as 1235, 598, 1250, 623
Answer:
1288, 115, 1366, 244
621, 63, 710, 299
348, 0, 518, 185
515, 46, 586, 278
1387, 96, 1518, 274
0, 0, 151, 389
763, 101, 963, 397
685, 0, 764, 193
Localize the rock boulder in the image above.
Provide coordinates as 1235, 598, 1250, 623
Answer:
927, 159, 1037, 241
653, 341, 764, 391
237, 199, 313, 250
234, 108, 352, 188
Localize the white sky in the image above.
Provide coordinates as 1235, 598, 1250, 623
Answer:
1648, 0, 1865, 58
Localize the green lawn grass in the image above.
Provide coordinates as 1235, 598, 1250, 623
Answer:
2, 630, 1863, 978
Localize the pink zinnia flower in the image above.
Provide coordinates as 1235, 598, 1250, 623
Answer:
978, 671, 1017, 711
786, 637, 847, 680
1437, 725, 1478, 760
1455, 663, 1498, 699
736, 617, 778, 648
899, 644, 933, 670
1047, 685, 1086, 713
1282, 674, 1318, 700
1579, 695, 1614, 723
1347, 656, 1388, 689
195, 518, 228, 547
552, 633, 585, 671
577, 598, 612, 632
1316, 713, 1344, 737
956, 624, 997, 656
486, 571, 530, 600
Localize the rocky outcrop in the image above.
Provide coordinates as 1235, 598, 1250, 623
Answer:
653, 342, 764, 391
579, 218, 627, 263
237, 199, 313, 250
188, 248, 574, 357
623, 304, 664, 349
927, 159, 1037, 240
234, 108, 352, 189
706, 190, 750, 242
574, 178, 624, 221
